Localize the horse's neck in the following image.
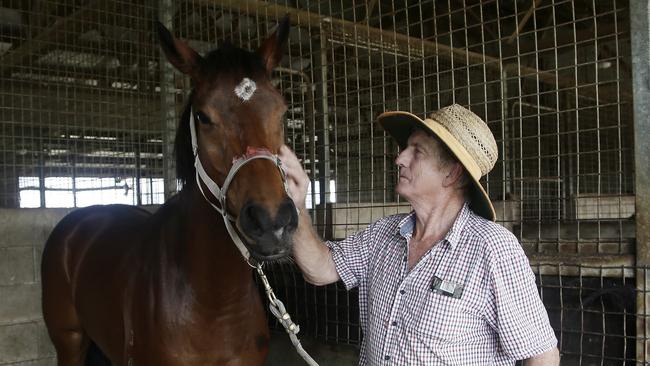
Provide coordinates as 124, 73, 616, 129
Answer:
175, 187, 255, 304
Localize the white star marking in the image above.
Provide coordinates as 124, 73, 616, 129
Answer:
234, 77, 257, 102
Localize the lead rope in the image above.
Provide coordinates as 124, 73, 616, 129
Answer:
189, 108, 319, 366
256, 265, 319, 366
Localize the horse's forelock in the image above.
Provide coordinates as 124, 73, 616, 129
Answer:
203, 43, 267, 79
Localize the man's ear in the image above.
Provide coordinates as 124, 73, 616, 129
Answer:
443, 162, 465, 188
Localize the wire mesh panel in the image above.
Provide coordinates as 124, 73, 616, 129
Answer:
0, 1, 164, 209
0, 0, 641, 364
535, 264, 638, 365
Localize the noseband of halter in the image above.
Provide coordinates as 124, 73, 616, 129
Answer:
189, 108, 289, 266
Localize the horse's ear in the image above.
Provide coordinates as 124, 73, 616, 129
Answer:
156, 21, 202, 77
257, 15, 290, 72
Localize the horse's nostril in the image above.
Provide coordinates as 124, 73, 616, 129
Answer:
240, 199, 297, 241
245, 205, 261, 227
240, 202, 269, 238
277, 198, 298, 232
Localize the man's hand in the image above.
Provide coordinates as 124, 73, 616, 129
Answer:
524, 347, 560, 366
279, 145, 310, 211
277, 144, 340, 286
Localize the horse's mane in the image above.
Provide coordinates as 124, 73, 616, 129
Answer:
174, 100, 195, 185
174, 42, 269, 185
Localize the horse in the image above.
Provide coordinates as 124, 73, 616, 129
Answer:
41, 17, 297, 365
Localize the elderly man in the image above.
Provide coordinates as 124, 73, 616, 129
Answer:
279, 104, 559, 365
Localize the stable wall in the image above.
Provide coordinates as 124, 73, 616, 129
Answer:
0, 208, 68, 365
0, 208, 358, 365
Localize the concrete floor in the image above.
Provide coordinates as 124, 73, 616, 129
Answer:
266, 331, 359, 366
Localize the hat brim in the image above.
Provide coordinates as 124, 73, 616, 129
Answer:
377, 111, 496, 221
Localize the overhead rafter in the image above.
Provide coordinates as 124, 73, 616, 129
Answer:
0, 0, 106, 75
362, 0, 378, 24
204, 0, 629, 103
0, 0, 117, 76
507, 0, 542, 44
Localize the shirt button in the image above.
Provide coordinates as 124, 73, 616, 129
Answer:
384, 355, 391, 360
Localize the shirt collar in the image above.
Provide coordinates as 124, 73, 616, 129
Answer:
398, 202, 471, 249
398, 212, 416, 238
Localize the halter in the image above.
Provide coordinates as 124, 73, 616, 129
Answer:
189, 108, 289, 266
188, 108, 319, 366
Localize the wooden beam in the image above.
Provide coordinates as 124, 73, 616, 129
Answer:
205, 0, 628, 102
0, 0, 143, 75
508, 0, 542, 45
529, 254, 635, 277
0, 0, 108, 76
362, 0, 378, 24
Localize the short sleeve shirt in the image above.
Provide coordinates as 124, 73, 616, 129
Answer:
326, 203, 557, 365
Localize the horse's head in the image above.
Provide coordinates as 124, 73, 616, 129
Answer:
156, 18, 297, 261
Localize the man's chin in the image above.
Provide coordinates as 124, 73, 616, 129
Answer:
395, 187, 410, 200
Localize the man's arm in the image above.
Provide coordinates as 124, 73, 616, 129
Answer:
279, 145, 340, 286
523, 346, 560, 365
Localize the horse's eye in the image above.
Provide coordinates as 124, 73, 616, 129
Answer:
195, 111, 211, 124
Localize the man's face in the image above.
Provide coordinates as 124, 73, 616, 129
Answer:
394, 129, 449, 202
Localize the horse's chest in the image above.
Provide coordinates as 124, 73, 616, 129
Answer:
133, 303, 270, 365
138, 332, 269, 365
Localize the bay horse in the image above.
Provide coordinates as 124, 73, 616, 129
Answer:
41, 17, 297, 365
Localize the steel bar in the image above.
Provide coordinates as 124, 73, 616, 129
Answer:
630, 0, 650, 364
159, 0, 177, 199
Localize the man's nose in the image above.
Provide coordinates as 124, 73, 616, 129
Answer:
395, 150, 406, 167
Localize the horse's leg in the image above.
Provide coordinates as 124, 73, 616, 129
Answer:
49, 330, 90, 366
42, 290, 91, 365
42, 236, 90, 365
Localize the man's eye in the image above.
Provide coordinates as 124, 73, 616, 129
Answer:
196, 111, 211, 124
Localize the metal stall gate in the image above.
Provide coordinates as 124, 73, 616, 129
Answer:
0, 0, 645, 364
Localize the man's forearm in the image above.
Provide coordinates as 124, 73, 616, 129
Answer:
292, 210, 340, 286
524, 347, 560, 366
278, 144, 340, 286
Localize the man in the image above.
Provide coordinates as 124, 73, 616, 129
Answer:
278, 104, 559, 365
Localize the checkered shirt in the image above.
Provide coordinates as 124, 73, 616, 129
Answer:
326, 203, 557, 365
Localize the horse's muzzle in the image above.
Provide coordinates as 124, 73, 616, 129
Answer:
238, 197, 298, 259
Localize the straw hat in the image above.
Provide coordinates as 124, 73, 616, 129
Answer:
377, 104, 498, 221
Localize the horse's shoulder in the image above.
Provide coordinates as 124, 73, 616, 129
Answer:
49, 205, 151, 243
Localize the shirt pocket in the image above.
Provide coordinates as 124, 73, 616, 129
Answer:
403, 291, 483, 342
